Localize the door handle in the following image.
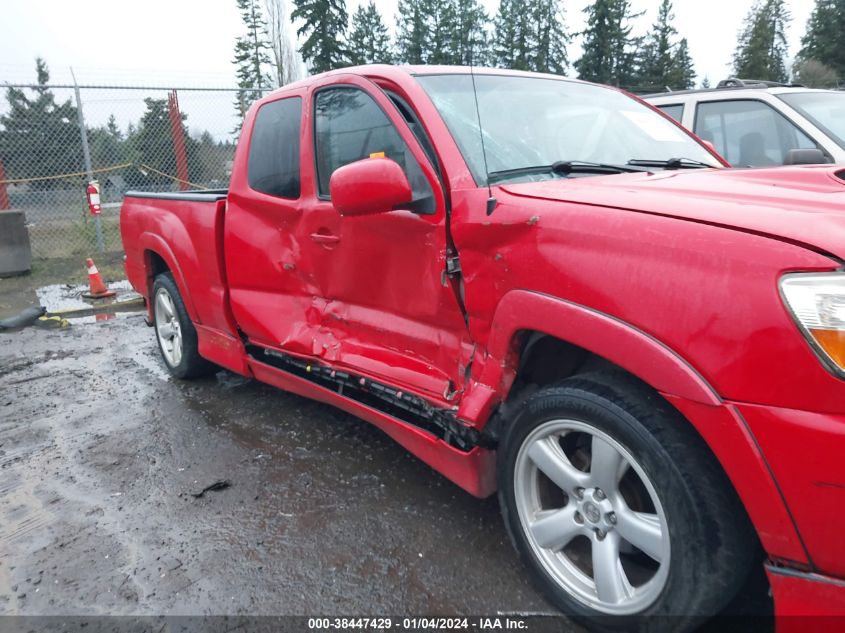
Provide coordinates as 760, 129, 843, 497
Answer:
310, 232, 340, 245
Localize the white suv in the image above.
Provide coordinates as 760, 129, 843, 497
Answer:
645, 79, 845, 166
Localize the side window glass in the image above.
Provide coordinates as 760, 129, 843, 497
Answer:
657, 104, 684, 123
695, 100, 817, 167
314, 87, 434, 213
248, 96, 302, 198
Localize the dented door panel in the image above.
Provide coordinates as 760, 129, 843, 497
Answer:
297, 74, 474, 401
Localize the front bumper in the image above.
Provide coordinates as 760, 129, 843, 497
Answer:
736, 402, 845, 579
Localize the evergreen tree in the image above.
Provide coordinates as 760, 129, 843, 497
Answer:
292, 0, 349, 73
636, 2, 696, 91
531, 0, 569, 74
127, 98, 202, 188
0, 58, 83, 189
669, 38, 696, 89
395, 0, 489, 65
232, 0, 272, 119
636, 0, 675, 90
89, 114, 126, 170
450, 0, 490, 65
193, 131, 233, 183
492, 0, 533, 70
798, 0, 845, 79
732, 0, 791, 82
395, 0, 429, 64
348, 1, 393, 65
426, 0, 457, 65
575, 0, 641, 87
127, 99, 182, 188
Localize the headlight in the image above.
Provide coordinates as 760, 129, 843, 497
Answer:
780, 272, 845, 375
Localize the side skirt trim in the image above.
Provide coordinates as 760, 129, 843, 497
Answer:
245, 344, 492, 451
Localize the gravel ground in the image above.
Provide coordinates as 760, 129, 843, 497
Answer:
0, 312, 571, 625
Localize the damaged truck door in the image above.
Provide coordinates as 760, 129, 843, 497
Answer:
301, 75, 474, 402
224, 91, 308, 352
225, 75, 472, 404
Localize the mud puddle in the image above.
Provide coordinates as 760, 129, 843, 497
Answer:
37, 281, 141, 311
0, 317, 561, 619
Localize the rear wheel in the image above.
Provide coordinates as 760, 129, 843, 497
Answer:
152, 273, 215, 379
498, 372, 754, 631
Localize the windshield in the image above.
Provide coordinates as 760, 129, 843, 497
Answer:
415, 74, 721, 184
778, 91, 845, 151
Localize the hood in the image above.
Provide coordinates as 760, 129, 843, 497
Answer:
501, 165, 845, 260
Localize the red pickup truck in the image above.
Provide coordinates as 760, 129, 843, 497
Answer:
121, 66, 845, 628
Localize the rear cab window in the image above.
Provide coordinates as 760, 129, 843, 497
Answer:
313, 87, 434, 214
248, 96, 302, 198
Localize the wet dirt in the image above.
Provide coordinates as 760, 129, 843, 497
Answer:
0, 313, 565, 619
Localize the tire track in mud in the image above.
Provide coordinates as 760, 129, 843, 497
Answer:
0, 326, 155, 613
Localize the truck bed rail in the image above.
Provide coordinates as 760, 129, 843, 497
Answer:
124, 189, 228, 202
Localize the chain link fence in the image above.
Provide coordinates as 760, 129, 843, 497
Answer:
0, 84, 263, 260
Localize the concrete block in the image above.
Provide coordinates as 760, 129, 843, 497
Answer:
0, 210, 32, 277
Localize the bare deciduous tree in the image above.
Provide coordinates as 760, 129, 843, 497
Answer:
793, 59, 840, 89
264, 0, 302, 87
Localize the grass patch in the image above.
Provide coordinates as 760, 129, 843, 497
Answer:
28, 214, 123, 259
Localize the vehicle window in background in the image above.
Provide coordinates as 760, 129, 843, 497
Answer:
415, 74, 719, 184
695, 100, 817, 166
314, 87, 433, 212
657, 104, 684, 123
778, 92, 845, 151
248, 97, 302, 198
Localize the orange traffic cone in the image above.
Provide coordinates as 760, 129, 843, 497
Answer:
82, 258, 116, 299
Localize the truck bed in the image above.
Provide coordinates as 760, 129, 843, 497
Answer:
120, 189, 243, 370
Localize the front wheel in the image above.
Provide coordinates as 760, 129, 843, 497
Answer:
498, 372, 754, 631
152, 272, 215, 379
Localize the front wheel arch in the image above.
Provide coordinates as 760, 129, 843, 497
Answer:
480, 290, 808, 567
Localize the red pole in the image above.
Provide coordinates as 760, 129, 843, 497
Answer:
0, 159, 9, 210
167, 91, 190, 191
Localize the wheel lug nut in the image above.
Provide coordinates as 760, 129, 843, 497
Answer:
607, 512, 617, 525
594, 488, 606, 501
595, 529, 606, 540
574, 487, 585, 500
574, 511, 584, 524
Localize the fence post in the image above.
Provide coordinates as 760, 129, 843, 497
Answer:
71, 69, 104, 253
0, 159, 9, 210
167, 91, 190, 191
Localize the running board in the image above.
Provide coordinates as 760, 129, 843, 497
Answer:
245, 344, 490, 451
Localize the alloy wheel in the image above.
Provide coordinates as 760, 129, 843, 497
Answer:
154, 287, 183, 368
513, 418, 671, 615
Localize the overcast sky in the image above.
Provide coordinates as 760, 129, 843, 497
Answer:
0, 0, 815, 139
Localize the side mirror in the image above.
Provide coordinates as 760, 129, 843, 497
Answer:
701, 140, 718, 154
784, 148, 829, 166
329, 157, 412, 217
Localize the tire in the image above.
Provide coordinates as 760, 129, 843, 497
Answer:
151, 272, 215, 379
497, 371, 755, 632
